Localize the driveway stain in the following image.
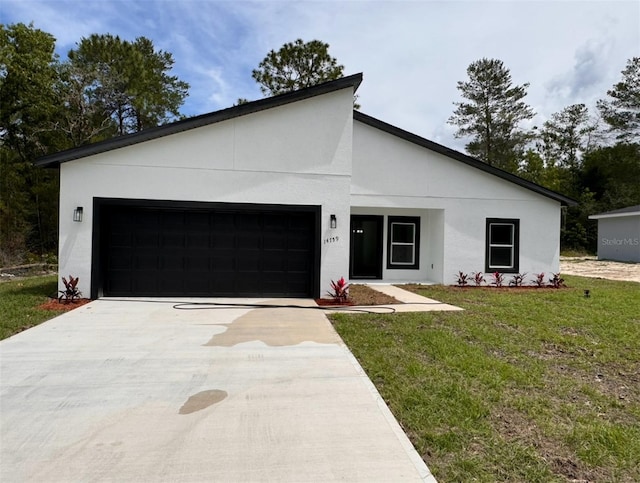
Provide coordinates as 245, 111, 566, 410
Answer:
204, 306, 340, 347
179, 389, 227, 414
204, 308, 340, 347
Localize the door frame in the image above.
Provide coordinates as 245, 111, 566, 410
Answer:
349, 214, 384, 280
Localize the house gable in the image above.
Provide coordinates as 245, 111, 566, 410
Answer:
353, 111, 576, 207
36, 73, 363, 168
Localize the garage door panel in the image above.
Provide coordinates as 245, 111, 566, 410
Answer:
185, 255, 210, 271
136, 232, 159, 248
101, 205, 316, 297
161, 232, 185, 248
161, 256, 184, 271
263, 256, 286, 272
211, 255, 235, 271
212, 233, 235, 249
187, 233, 209, 249
237, 255, 260, 272
237, 233, 261, 249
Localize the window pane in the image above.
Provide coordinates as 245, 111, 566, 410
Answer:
491, 224, 513, 245
391, 245, 414, 264
490, 247, 513, 267
392, 223, 414, 243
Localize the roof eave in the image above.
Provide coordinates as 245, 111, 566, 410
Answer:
353, 111, 578, 207
36, 73, 363, 168
589, 212, 640, 220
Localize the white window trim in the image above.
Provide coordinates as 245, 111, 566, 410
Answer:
390, 222, 416, 265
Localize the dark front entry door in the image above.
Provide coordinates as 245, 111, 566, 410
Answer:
350, 215, 383, 279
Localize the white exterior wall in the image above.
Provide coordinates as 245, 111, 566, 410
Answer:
58, 89, 355, 296
596, 216, 640, 262
351, 121, 562, 285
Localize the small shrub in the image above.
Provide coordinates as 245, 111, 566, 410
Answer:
327, 277, 349, 303
549, 272, 565, 289
456, 271, 469, 287
58, 275, 82, 303
509, 272, 527, 287
471, 272, 485, 286
491, 272, 505, 287
532, 272, 545, 287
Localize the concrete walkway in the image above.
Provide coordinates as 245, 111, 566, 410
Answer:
1, 298, 436, 482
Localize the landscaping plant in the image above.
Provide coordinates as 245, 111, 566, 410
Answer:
533, 272, 546, 287
456, 271, 469, 287
327, 276, 349, 303
549, 272, 565, 288
471, 271, 485, 286
490, 271, 505, 287
509, 272, 527, 287
58, 275, 82, 303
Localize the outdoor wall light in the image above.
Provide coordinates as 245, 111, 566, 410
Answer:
73, 206, 83, 222
330, 214, 337, 229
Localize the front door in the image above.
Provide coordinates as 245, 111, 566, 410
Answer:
350, 215, 383, 279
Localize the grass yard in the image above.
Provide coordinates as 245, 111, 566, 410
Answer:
0, 275, 63, 340
331, 275, 640, 482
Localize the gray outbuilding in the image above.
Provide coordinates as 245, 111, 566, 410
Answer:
589, 205, 640, 263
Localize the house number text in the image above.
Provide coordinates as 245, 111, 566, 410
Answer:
324, 236, 339, 244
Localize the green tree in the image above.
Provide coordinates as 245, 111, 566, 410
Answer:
252, 39, 345, 96
597, 57, 640, 142
448, 58, 535, 172
518, 149, 546, 185
67, 34, 189, 135
534, 104, 597, 197
0, 23, 61, 260
0, 23, 60, 159
581, 143, 640, 210
53, 61, 118, 147
538, 104, 595, 171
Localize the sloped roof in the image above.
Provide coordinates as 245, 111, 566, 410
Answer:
35, 73, 363, 167
354, 111, 577, 206
589, 204, 640, 219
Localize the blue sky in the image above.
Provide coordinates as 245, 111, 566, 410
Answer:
2, 0, 638, 150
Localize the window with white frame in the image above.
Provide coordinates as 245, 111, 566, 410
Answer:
387, 216, 420, 269
485, 218, 519, 272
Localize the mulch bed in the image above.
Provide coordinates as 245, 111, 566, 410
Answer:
452, 285, 567, 290
39, 298, 92, 311
316, 284, 401, 306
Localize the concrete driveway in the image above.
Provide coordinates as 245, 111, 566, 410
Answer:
0, 298, 435, 482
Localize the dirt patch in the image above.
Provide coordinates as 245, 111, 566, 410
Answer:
346, 284, 401, 305
560, 256, 640, 283
179, 389, 227, 415
490, 406, 604, 482
39, 298, 91, 311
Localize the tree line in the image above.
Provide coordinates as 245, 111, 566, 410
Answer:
1, 23, 638, 264
447, 57, 639, 251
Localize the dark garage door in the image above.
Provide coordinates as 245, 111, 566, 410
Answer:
99, 204, 317, 297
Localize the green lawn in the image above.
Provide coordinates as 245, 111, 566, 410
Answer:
0, 275, 64, 339
331, 275, 640, 482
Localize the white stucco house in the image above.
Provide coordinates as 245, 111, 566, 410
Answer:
37, 74, 576, 299
589, 205, 640, 262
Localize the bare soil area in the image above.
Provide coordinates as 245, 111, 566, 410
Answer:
560, 256, 640, 283
316, 284, 401, 306
39, 298, 92, 311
